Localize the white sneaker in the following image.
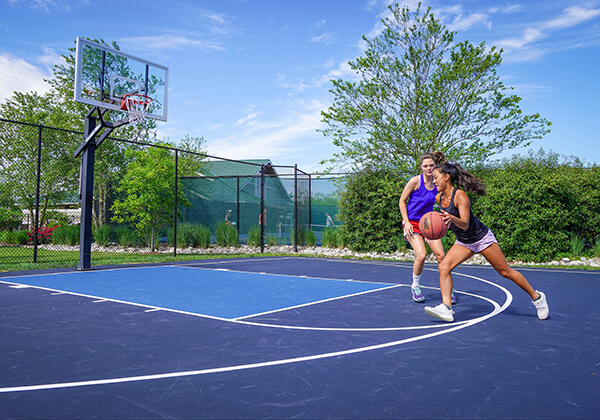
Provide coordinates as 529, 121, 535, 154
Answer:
532, 291, 549, 320
424, 303, 454, 322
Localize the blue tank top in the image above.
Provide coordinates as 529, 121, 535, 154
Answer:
439, 188, 489, 244
406, 174, 437, 221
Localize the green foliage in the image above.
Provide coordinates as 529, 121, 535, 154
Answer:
305, 230, 317, 247
93, 225, 114, 247
0, 230, 29, 245
52, 225, 80, 246
320, 3, 550, 173
0, 206, 23, 231
215, 221, 239, 247
472, 150, 600, 262
172, 223, 211, 248
267, 234, 278, 247
593, 239, 600, 258
247, 226, 262, 247
570, 235, 585, 258
115, 226, 138, 248
322, 228, 338, 248
337, 170, 407, 253
111, 145, 190, 251
292, 228, 306, 246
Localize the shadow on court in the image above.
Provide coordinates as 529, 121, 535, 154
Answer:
0, 257, 597, 419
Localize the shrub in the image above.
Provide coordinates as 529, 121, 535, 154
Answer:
247, 226, 261, 247
292, 228, 306, 246
171, 223, 211, 248
336, 227, 348, 248
194, 225, 211, 248
337, 169, 407, 253
267, 234, 278, 247
93, 225, 114, 247
215, 221, 238, 247
27, 225, 58, 245
305, 230, 316, 247
0, 207, 23, 231
0, 230, 29, 245
472, 150, 600, 262
593, 238, 600, 258
52, 225, 80, 246
116, 226, 138, 248
570, 234, 585, 257
322, 228, 338, 248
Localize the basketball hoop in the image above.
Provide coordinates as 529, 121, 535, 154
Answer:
120, 93, 152, 125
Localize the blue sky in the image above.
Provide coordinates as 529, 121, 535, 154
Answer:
1, 0, 599, 172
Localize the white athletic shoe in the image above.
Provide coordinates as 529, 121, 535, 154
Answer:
532, 291, 549, 320
424, 303, 454, 322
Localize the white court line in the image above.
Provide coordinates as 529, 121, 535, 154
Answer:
0, 271, 513, 394
233, 283, 401, 321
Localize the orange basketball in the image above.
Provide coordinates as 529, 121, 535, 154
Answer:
419, 211, 448, 240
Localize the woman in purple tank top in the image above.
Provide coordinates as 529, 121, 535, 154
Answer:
399, 152, 447, 303
423, 162, 550, 323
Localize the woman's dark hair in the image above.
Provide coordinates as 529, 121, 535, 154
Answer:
435, 162, 486, 195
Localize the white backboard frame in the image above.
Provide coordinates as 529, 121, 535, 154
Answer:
73, 37, 169, 122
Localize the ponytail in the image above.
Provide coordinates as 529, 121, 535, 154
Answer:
436, 162, 486, 195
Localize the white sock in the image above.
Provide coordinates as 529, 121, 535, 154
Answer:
412, 273, 421, 288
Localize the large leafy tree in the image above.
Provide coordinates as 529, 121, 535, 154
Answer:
320, 3, 551, 172
0, 92, 80, 227
111, 144, 190, 251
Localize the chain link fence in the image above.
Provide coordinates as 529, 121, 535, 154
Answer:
0, 118, 344, 268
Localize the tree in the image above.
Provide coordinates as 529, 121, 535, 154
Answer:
110, 144, 190, 251
320, 3, 551, 173
0, 93, 80, 227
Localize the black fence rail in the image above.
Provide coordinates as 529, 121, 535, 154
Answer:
0, 118, 344, 268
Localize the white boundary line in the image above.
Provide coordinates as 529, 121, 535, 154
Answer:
0, 268, 513, 394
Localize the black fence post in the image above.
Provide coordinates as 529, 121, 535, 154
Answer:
294, 164, 298, 253
260, 166, 265, 254
236, 176, 240, 238
173, 150, 178, 257
32, 125, 43, 263
308, 173, 312, 231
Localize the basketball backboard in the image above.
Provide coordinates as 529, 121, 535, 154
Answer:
74, 37, 168, 121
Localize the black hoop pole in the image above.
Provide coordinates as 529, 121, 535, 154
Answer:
77, 114, 97, 271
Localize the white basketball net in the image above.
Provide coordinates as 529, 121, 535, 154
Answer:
123, 94, 152, 125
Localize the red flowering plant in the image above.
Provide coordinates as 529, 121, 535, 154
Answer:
27, 225, 59, 245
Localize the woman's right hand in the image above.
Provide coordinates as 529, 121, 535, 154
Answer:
402, 220, 414, 236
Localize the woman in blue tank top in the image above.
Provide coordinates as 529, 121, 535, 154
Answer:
423, 162, 550, 323
399, 152, 447, 303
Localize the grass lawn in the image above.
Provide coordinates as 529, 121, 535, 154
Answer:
0, 246, 274, 272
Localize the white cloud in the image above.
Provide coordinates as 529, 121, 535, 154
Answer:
494, 5, 600, 61
309, 33, 336, 45
207, 100, 327, 162
543, 6, 600, 30
446, 12, 491, 31
497, 27, 546, 50
38, 46, 63, 71
7, 0, 78, 13
236, 109, 262, 126
310, 19, 327, 30
119, 34, 225, 53
276, 60, 357, 94
0, 53, 51, 103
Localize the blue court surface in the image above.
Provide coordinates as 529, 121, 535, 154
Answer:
0, 256, 598, 419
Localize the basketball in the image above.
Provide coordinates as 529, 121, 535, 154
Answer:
419, 211, 448, 240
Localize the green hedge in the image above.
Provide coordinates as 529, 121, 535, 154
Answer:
471, 151, 600, 262
337, 169, 408, 253
338, 151, 600, 262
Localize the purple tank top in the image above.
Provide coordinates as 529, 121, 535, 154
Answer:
406, 174, 437, 221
